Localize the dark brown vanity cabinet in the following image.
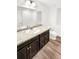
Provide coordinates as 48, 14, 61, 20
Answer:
40, 30, 49, 49
44, 32, 49, 44
30, 38, 39, 59
17, 46, 30, 59
17, 36, 39, 59
17, 47, 26, 59
17, 30, 49, 59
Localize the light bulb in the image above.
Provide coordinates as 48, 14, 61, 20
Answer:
25, 0, 31, 7
24, 0, 36, 9
32, 2, 36, 7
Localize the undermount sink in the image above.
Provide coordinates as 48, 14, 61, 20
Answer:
25, 29, 31, 33
32, 27, 40, 33
25, 27, 40, 34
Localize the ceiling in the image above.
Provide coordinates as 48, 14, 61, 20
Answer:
38, 0, 61, 8
38, 0, 57, 7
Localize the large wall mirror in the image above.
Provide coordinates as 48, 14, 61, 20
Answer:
17, 6, 42, 30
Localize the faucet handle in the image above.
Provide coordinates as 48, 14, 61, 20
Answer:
27, 25, 30, 29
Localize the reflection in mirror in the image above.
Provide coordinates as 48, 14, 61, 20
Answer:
17, 6, 42, 31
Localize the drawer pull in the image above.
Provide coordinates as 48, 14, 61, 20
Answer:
27, 47, 30, 50
29, 46, 31, 49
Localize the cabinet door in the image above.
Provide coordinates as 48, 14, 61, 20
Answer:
17, 46, 30, 59
44, 34, 49, 44
40, 36, 45, 49
26, 46, 30, 59
30, 37, 39, 59
40, 30, 49, 49
17, 47, 26, 59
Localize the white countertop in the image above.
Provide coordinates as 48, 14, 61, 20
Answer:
17, 26, 50, 46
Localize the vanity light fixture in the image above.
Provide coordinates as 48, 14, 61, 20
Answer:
25, 0, 36, 9
31, 1, 36, 7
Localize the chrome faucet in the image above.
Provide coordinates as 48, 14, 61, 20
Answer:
27, 25, 30, 29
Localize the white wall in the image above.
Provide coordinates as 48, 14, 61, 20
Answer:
57, 0, 61, 8
39, 4, 61, 36
36, 1, 61, 36
56, 8, 61, 36
56, 8, 61, 25
17, 0, 25, 6
48, 7, 61, 36
48, 6, 57, 27
17, 7, 23, 27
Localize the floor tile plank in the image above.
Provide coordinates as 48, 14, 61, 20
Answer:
33, 37, 61, 59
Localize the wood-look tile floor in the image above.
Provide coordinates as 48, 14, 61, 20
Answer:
33, 36, 61, 59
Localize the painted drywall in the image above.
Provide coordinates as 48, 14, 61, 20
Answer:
36, 0, 61, 36
17, 7, 23, 27
57, 0, 61, 8
48, 7, 61, 36
39, 4, 61, 36
17, 0, 25, 6
48, 6, 57, 27
56, 8, 61, 35
37, 0, 61, 36
56, 8, 61, 25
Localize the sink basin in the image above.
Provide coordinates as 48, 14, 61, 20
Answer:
23, 27, 41, 34
20, 26, 26, 29
32, 28, 40, 34
25, 29, 31, 33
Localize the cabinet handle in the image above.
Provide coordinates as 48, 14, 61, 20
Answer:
29, 46, 31, 49
27, 47, 29, 50
27, 46, 31, 50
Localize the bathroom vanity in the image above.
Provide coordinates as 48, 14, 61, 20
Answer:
17, 26, 50, 59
